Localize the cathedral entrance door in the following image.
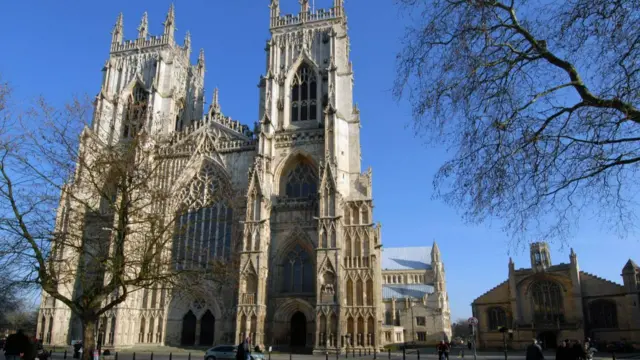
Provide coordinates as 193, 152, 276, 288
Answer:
290, 311, 307, 348
538, 331, 557, 349
200, 310, 215, 346
181, 311, 197, 346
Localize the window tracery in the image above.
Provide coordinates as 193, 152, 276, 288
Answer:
291, 63, 318, 122
589, 300, 618, 328
173, 162, 233, 269
123, 86, 148, 138
531, 280, 564, 324
487, 307, 507, 330
282, 244, 313, 293
285, 161, 317, 198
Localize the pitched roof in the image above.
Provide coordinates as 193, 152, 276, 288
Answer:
381, 246, 432, 270
382, 284, 435, 300
623, 259, 639, 273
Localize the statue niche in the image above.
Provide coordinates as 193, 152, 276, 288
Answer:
320, 271, 336, 304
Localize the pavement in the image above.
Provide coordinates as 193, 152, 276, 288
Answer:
5, 348, 640, 360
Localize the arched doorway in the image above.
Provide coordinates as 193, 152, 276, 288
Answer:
290, 311, 307, 348
181, 311, 197, 346
200, 310, 215, 346
538, 331, 557, 349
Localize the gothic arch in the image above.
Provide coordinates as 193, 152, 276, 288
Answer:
273, 298, 315, 323
170, 157, 232, 209
274, 226, 316, 264
273, 151, 319, 197
286, 54, 321, 90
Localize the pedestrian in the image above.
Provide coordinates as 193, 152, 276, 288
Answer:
437, 340, 450, 360
572, 340, 585, 360
236, 339, 245, 360
3, 329, 30, 360
556, 340, 571, 360
584, 342, 597, 360
243, 336, 252, 360
525, 339, 544, 360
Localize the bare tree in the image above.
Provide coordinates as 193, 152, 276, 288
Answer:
0, 81, 238, 358
394, 0, 640, 243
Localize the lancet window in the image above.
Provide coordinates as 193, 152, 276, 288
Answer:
282, 244, 313, 293
285, 161, 318, 198
291, 63, 318, 122
173, 163, 233, 270
123, 86, 149, 139
531, 280, 564, 324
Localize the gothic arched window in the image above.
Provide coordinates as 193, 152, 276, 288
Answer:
123, 86, 149, 138
291, 63, 318, 122
282, 244, 313, 293
487, 307, 507, 330
530, 280, 564, 324
285, 161, 317, 198
589, 300, 618, 328
173, 162, 233, 270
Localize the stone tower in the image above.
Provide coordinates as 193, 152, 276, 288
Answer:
235, 0, 382, 352
530, 241, 552, 271
93, 4, 205, 145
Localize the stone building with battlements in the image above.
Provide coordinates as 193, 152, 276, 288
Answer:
35, 1, 451, 353
472, 242, 640, 349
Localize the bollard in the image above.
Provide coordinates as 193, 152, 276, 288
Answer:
290, 352, 292, 360
64, 351, 68, 359
353, 349, 355, 358
612, 352, 616, 360
417, 350, 420, 360
269, 352, 271, 360
360, 349, 362, 357
189, 353, 192, 360
388, 349, 391, 360
169, 354, 172, 360
115, 353, 118, 360
337, 350, 339, 360
133, 353, 136, 360
327, 352, 330, 360
402, 346, 406, 360
151, 353, 154, 360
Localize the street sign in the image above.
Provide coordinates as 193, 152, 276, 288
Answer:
468, 317, 478, 326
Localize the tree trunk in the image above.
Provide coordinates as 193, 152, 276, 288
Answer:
82, 317, 98, 360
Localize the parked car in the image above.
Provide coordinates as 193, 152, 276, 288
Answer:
205, 345, 237, 360
204, 345, 265, 360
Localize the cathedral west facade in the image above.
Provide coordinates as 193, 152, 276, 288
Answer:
36, 1, 450, 352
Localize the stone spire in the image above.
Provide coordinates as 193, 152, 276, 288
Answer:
184, 31, 191, 54
163, 3, 176, 40
197, 49, 205, 76
137, 12, 148, 39
300, 0, 310, 13
211, 87, 221, 114
431, 240, 441, 263
111, 13, 123, 44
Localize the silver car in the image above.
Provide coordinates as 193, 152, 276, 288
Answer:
204, 345, 237, 360
204, 345, 265, 360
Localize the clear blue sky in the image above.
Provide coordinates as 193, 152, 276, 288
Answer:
1, 1, 638, 321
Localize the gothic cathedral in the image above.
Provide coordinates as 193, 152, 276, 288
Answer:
36, 1, 451, 352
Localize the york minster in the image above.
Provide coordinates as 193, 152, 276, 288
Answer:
36, 1, 451, 352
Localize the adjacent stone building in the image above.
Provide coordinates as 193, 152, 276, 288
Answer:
472, 242, 640, 349
35, 1, 451, 353
379, 245, 451, 345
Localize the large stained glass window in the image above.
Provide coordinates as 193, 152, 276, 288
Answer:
291, 63, 318, 122
282, 244, 313, 293
531, 281, 564, 324
285, 162, 317, 198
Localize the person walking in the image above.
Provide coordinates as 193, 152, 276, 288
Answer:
437, 340, 451, 360
556, 340, 571, 360
3, 330, 30, 360
526, 339, 544, 360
